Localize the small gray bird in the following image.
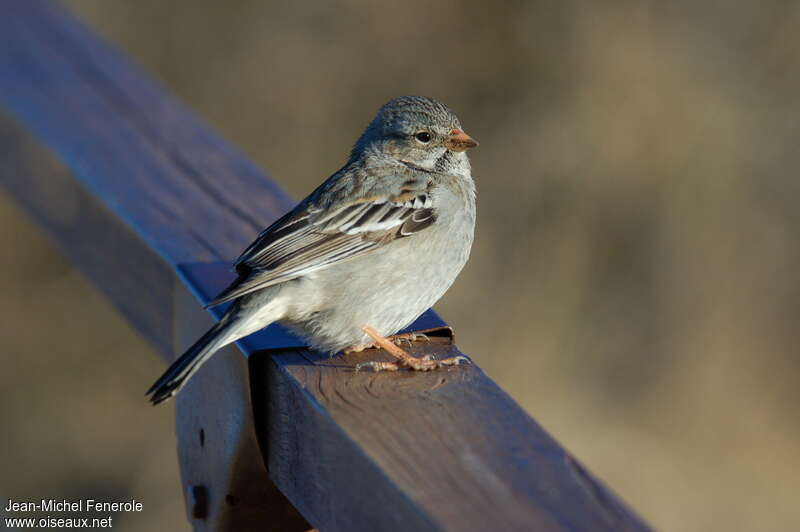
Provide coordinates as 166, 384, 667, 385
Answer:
147, 96, 478, 404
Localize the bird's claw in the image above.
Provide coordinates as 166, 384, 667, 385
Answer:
399, 354, 471, 371
346, 332, 432, 354
393, 332, 430, 347
445, 355, 470, 366
355, 360, 400, 372
355, 354, 469, 372
355, 325, 469, 373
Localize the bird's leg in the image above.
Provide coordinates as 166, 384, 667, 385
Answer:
355, 325, 468, 372
344, 331, 430, 354
387, 331, 430, 346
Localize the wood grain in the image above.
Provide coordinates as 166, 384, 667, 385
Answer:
184, 263, 650, 532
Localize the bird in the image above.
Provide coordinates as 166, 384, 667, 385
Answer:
147, 96, 478, 405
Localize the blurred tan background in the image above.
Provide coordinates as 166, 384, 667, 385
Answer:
2, 1, 799, 530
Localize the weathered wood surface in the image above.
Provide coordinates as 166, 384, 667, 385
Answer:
0, 1, 300, 529
184, 265, 649, 532
0, 0, 294, 358
172, 280, 310, 531
0, 1, 652, 531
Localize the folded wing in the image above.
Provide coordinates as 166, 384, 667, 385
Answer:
206, 188, 435, 308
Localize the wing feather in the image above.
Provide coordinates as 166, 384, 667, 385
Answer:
206, 183, 436, 308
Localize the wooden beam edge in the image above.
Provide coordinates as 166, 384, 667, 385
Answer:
180, 262, 651, 532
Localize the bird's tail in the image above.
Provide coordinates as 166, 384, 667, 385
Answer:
146, 313, 238, 405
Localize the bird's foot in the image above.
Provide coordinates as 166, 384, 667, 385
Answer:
355, 354, 468, 372
354, 325, 468, 372
387, 331, 431, 346
344, 331, 430, 354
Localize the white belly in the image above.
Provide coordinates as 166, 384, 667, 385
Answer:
282, 187, 475, 353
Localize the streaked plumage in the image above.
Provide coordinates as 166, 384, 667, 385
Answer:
148, 96, 477, 404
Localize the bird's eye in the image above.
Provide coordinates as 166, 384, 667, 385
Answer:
415, 131, 432, 143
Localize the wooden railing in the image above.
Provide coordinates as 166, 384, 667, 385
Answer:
0, 1, 651, 530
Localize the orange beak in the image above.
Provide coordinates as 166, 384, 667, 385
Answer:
445, 129, 478, 152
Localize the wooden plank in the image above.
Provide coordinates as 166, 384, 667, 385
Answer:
0, 1, 652, 531
0, 1, 301, 529
0, 103, 309, 532
0, 0, 294, 359
0, 111, 176, 354
183, 263, 650, 532
172, 279, 309, 531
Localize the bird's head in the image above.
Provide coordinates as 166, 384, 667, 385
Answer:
353, 96, 477, 172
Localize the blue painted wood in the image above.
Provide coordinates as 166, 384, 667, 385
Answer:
180, 261, 650, 531
0, 0, 294, 263
0, 0, 295, 355
0, 2, 652, 531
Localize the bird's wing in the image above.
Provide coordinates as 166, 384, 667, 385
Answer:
206, 170, 435, 307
